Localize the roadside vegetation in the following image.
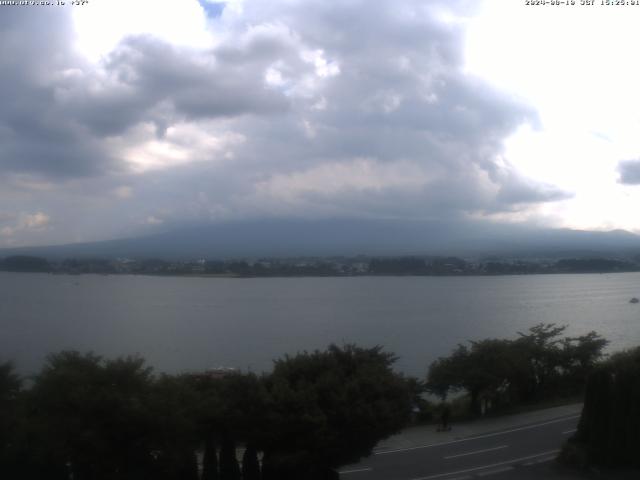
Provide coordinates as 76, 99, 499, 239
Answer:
560, 346, 640, 470
428, 324, 640, 472
2, 324, 636, 478
426, 323, 608, 416
0, 345, 414, 480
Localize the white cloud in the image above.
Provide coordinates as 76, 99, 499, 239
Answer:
0, 212, 51, 240
301, 49, 340, 78
72, 0, 213, 62
21, 212, 51, 230
110, 122, 245, 173
256, 158, 431, 200
465, 0, 640, 231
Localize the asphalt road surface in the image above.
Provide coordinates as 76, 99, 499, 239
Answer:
339, 412, 580, 480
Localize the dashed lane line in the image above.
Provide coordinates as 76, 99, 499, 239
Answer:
476, 466, 514, 477
444, 445, 508, 460
408, 449, 560, 480
523, 455, 557, 466
339, 467, 373, 475
375, 415, 579, 456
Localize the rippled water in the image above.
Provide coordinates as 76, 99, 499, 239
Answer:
1, 272, 639, 376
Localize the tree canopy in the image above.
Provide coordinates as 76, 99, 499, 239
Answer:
1, 344, 413, 480
426, 324, 608, 414
261, 344, 412, 478
565, 346, 640, 468
1, 328, 615, 478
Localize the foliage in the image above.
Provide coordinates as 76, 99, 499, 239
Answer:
0, 255, 51, 272
261, 344, 413, 478
0, 362, 22, 475
241, 445, 260, 480
368, 257, 470, 275
0, 329, 618, 477
185, 370, 268, 479
219, 435, 241, 480
25, 352, 158, 479
201, 436, 219, 480
554, 258, 634, 273
1, 343, 415, 479
567, 346, 640, 468
427, 324, 608, 415
146, 374, 200, 480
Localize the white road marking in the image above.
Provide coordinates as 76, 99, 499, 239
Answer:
524, 454, 558, 466
444, 445, 508, 460
533, 456, 557, 464
477, 466, 514, 476
375, 415, 579, 455
408, 449, 560, 480
562, 428, 577, 435
339, 467, 373, 474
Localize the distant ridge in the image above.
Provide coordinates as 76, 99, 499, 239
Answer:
1, 218, 640, 260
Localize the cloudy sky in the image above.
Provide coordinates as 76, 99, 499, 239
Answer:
2, 0, 640, 247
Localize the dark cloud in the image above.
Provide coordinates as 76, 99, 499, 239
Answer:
617, 159, 640, 185
68, 34, 293, 137
0, 7, 293, 178
207, 0, 541, 218
495, 173, 572, 207
0, 0, 570, 246
0, 9, 118, 177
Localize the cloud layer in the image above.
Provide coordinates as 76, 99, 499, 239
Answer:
0, 0, 569, 247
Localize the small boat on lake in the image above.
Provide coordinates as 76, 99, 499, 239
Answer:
630, 297, 639, 304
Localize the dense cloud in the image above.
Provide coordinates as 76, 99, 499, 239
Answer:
66, 34, 293, 137
617, 159, 640, 185
0, 0, 570, 246
0, 9, 118, 177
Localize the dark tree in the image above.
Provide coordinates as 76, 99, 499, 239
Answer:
242, 444, 261, 480
427, 340, 518, 414
426, 347, 464, 400
1, 255, 51, 272
147, 374, 200, 480
427, 324, 608, 415
202, 435, 219, 480
559, 331, 608, 393
566, 347, 640, 468
0, 362, 23, 477
187, 370, 268, 480
219, 434, 241, 480
28, 352, 160, 480
369, 257, 428, 275
554, 258, 635, 273
261, 344, 413, 478
515, 323, 567, 400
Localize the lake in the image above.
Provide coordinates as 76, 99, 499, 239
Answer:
1, 272, 640, 377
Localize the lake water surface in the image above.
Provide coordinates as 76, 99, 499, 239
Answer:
2, 272, 640, 377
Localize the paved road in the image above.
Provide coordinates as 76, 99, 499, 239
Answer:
339, 406, 581, 480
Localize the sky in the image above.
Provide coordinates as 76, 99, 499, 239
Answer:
2, 0, 640, 247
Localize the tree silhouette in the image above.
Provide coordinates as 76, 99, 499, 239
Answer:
427, 324, 608, 414
569, 347, 640, 468
261, 344, 412, 478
